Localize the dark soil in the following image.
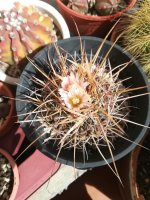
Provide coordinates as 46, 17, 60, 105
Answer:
137, 133, 150, 200
0, 95, 11, 126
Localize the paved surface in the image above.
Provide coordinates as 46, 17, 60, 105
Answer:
27, 164, 86, 200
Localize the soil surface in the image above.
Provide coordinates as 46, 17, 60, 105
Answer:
0, 153, 14, 200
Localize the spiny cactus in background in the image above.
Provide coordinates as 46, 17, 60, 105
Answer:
121, 0, 150, 78
66, 0, 126, 15
0, 2, 57, 70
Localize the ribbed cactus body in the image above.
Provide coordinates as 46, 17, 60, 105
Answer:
0, 2, 57, 66
68, 0, 89, 14
95, 0, 122, 15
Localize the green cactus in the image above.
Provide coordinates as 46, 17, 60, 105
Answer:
121, 0, 150, 78
0, 2, 58, 75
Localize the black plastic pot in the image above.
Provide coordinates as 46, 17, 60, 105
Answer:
16, 36, 150, 169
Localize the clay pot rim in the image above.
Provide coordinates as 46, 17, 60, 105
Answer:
129, 139, 147, 200
0, 0, 70, 85
56, 0, 137, 21
0, 82, 15, 137
0, 148, 19, 200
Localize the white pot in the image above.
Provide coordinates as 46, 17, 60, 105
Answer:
0, 0, 70, 85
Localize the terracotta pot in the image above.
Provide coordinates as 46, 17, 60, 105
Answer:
0, 0, 70, 85
129, 130, 150, 200
118, 135, 148, 200
0, 82, 16, 138
110, 16, 129, 44
129, 146, 145, 200
56, 0, 137, 37
0, 148, 19, 200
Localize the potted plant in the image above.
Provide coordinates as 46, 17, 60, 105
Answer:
128, 131, 150, 200
0, 0, 70, 85
55, 0, 137, 37
128, 146, 145, 200
111, 0, 150, 80
16, 36, 150, 180
0, 81, 16, 138
118, 131, 150, 200
0, 148, 19, 200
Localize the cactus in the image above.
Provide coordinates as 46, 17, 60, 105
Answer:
0, 2, 57, 71
95, 0, 126, 15
120, 0, 150, 78
67, 0, 89, 14
65, 0, 126, 15
16, 33, 150, 181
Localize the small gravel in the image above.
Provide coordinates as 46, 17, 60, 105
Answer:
0, 154, 14, 200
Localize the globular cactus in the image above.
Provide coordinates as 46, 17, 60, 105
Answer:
95, 0, 123, 15
67, 0, 89, 14
0, 2, 57, 68
67, 0, 96, 14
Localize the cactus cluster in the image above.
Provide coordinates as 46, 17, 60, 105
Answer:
65, 0, 127, 15
0, 2, 58, 77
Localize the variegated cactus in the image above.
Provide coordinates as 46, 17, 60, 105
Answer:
0, 2, 57, 67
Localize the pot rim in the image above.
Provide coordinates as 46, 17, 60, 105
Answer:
129, 132, 149, 200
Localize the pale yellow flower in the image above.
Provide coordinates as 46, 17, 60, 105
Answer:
59, 73, 91, 110
60, 85, 91, 109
